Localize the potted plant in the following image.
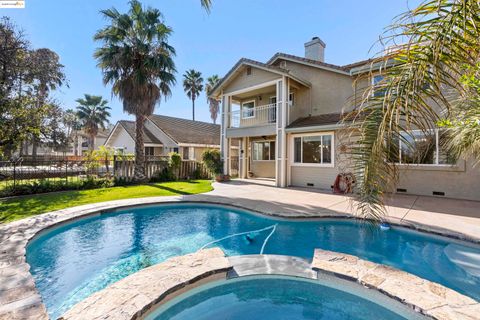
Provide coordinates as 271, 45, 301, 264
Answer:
201, 149, 229, 182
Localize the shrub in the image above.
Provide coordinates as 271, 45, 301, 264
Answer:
202, 149, 223, 176
150, 167, 176, 183
0, 177, 116, 197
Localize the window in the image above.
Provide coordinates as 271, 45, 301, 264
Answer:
182, 147, 189, 160
393, 129, 456, 165
145, 147, 154, 156
372, 75, 386, 97
293, 133, 334, 165
173, 147, 179, 153
242, 100, 255, 119
253, 141, 275, 161
289, 92, 295, 106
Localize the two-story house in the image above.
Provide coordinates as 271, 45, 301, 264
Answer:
210, 37, 480, 201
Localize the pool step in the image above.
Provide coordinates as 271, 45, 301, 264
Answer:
228, 255, 317, 279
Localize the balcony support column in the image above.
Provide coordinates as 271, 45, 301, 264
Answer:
221, 95, 231, 175
275, 77, 288, 187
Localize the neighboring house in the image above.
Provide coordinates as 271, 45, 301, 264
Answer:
73, 127, 112, 155
19, 127, 112, 157
104, 114, 221, 161
210, 37, 480, 201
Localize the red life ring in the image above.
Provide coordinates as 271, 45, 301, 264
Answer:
333, 173, 355, 194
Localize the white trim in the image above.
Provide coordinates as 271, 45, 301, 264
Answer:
285, 123, 343, 133
144, 143, 163, 147
252, 140, 276, 161
241, 100, 256, 119
268, 55, 351, 76
395, 129, 456, 167
103, 122, 121, 146
177, 143, 220, 148
290, 131, 335, 168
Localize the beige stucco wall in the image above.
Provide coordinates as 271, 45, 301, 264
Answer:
223, 67, 280, 94
287, 130, 345, 190
250, 160, 276, 178
237, 91, 277, 128
396, 159, 480, 200
248, 136, 276, 178
275, 61, 354, 123
153, 147, 164, 156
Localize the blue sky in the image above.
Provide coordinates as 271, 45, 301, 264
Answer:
3, 0, 419, 124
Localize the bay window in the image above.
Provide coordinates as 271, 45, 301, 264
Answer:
253, 141, 275, 161
293, 133, 334, 165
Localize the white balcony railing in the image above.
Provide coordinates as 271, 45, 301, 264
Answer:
229, 103, 277, 128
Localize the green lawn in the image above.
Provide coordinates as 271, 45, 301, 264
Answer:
0, 180, 213, 223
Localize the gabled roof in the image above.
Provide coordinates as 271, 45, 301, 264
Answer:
119, 120, 163, 145
267, 53, 351, 74
148, 115, 220, 146
286, 113, 343, 129
209, 58, 310, 97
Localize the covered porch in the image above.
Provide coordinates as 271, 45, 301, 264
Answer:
218, 70, 310, 187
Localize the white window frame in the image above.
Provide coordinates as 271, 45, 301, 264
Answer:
241, 100, 256, 119
396, 129, 455, 167
289, 92, 295, 106
189, 147, 195, 160
252, 140, 275, 161
371, 74, 385, 97
290, 132, 335, 167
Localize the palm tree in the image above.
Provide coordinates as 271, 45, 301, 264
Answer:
347, 0, 480, 220
94, 0, 176, 181
76, 94, 111, 151
205, 75, 221, 124
200, 0, 212, 11
183, 69, 203, 121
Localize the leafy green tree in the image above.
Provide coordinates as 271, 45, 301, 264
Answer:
348, 0, 480, 220
205, 75, 220, 124
183, 69, 203, 121
76, 94, 111, 151
27, 48, 66, 158
94, 0, 176, 181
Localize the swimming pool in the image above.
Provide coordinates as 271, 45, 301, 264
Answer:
26, 203, 480, 318
145, 275, 426, 320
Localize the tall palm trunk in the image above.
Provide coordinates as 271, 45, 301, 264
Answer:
134, 114, 147, 181
89, 134, 95, 151
192, 97, 195, 121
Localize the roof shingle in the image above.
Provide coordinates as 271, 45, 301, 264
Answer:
148, 114, 220, 145
286, 113, 343, 129
119, 120, 163, 145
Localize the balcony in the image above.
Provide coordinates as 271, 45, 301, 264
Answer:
229, 103, 277, 128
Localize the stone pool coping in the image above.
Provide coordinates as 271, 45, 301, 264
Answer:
59, 248, 231, 320
58, 249, 480, 320
0, 194, 479, 319
312, 249, 480, 320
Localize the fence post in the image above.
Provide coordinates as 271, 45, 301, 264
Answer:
65, 159, 68, 184
13, 161, 16, 189
113, 155, 116, 177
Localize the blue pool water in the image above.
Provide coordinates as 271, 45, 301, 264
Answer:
26, 203, 480, 318
146, 276, 425, 320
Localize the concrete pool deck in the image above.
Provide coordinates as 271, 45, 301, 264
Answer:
0, 179, 479, 319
